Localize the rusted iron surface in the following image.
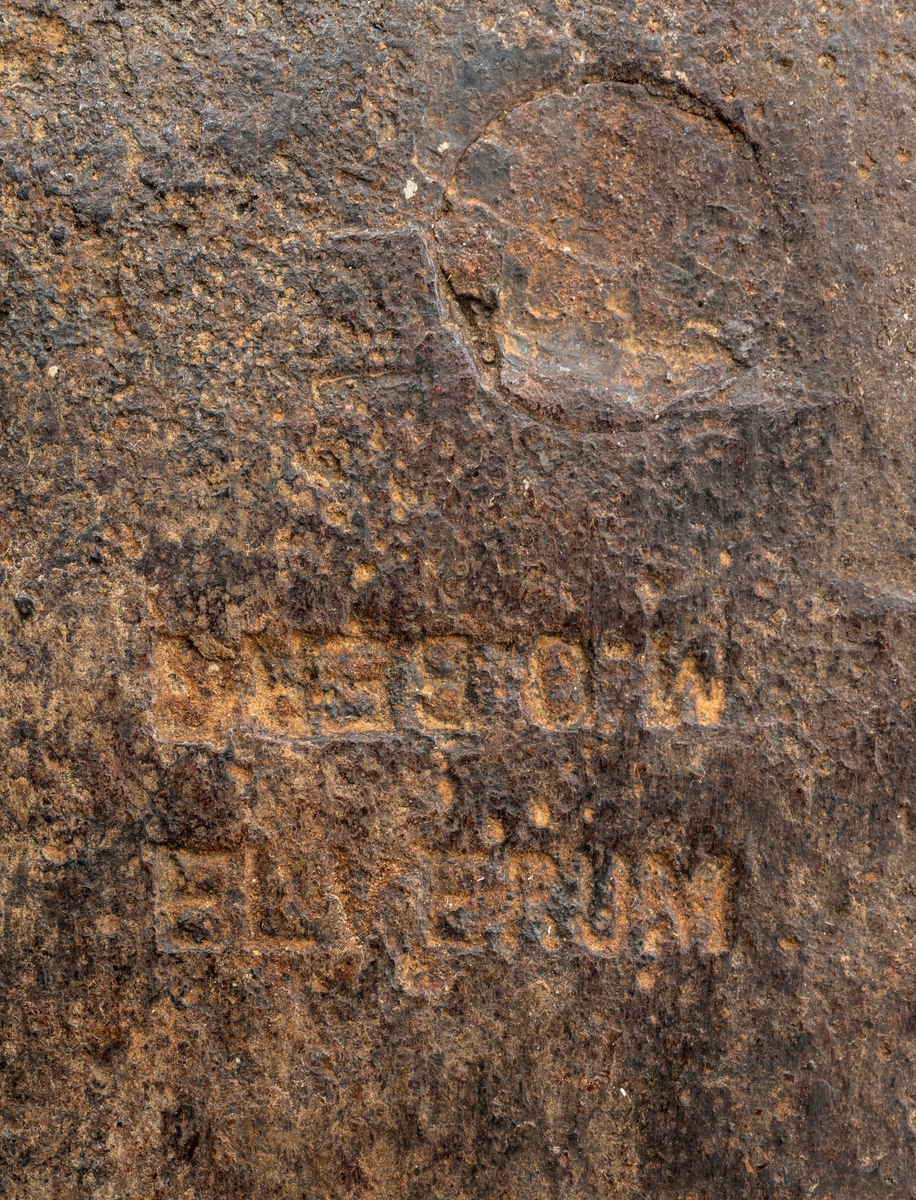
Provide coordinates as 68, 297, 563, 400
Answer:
0, 1, 915, 1197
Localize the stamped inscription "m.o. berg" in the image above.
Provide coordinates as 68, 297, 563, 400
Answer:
150, 631, 726, 744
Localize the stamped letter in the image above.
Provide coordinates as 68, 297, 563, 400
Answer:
634, 854, 732, 955
573, 854, 631, 954
646, 638, 726, 729
151, 637, 241, 746
522, 637, 590, 729
151, 848, 244, 953
508, 851, 564, 950
407, 636, 472, 730
427, 853, 509, 950
302, 636, 394, 734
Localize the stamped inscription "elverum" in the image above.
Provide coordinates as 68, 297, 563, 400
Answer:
150, 845, 732, 966
151, 631, 726, 744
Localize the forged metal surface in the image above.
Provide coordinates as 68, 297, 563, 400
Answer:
1, 1, 915, 1198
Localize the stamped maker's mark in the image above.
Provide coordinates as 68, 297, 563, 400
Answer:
151, 844, 732, 963
150, 631, 726, 745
